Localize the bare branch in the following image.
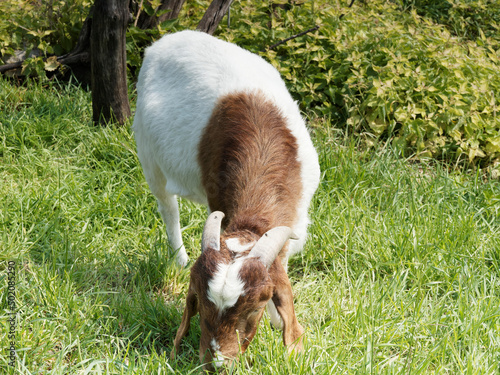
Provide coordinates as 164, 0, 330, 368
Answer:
262, 25, 320, 52
340, 0, 356, 19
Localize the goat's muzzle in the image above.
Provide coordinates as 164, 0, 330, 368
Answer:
202, 351, 238, 373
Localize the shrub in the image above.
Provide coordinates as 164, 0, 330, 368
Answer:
219, 0, 500, 164
397, 0, 500, 47
1, 0, 499, 165
0, 0, 91, 60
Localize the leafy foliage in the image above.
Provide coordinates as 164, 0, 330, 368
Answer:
125, 0, 211, 73
218, 0, 500, 164
397, 0, 500, 46
1, 0, 500, 166
0, 0, 91, 59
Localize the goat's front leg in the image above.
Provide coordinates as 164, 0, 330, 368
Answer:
269, 262, 304, 353
157, 193, 188, 267
171, 287, 198, 359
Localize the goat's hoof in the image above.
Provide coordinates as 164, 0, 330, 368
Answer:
176, 253, 189, 268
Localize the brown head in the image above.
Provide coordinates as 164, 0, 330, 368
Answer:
170, 211, 298, 371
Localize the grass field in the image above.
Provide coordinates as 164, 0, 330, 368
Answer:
1, 78, 499, 374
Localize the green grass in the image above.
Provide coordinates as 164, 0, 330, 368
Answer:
1, 79, 499, 374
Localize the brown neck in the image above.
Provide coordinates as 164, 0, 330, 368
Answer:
198, 91, 302, 236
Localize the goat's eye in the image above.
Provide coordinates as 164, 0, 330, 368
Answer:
253, 306, 265, 314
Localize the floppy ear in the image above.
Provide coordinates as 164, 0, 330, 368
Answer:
268, 261, 304, 353
171, 284, 198, 359
248, 226, 299, 268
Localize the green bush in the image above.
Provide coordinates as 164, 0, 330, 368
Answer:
397, 0, 500, 46
1, 0, 499, 166
0, 0, 91, 59
219, 0, 500, 164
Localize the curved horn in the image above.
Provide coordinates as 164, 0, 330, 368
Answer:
248, 227, 299, 269
201, 211, 225, 252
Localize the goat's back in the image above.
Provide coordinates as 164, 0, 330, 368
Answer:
133, 30, 320, 253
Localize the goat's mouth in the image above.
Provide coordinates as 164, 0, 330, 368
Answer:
202, 353, 238, 373
202, 340, 250, 373
203, 351, 256, 373
211, 349, 228, 369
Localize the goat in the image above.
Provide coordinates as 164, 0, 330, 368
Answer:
133, 30, 320, 371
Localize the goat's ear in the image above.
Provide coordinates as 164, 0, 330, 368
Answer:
249, 227, 299, 268
269, 261, 304, 353
171, 286, 198, 359
201, 211, 225, 252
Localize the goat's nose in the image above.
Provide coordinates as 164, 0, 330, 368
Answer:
203, 356, 236, 373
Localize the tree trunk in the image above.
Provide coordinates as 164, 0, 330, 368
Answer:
91, 0, 132, 125
197, 0, 233, 35
136, 0, 186, 29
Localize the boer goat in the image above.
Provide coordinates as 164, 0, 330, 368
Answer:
133, 30, 320, 371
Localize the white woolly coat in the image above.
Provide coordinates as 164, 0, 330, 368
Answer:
133, 30, 320, 257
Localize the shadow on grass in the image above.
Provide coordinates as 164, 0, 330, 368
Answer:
25, 231, 201, 364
